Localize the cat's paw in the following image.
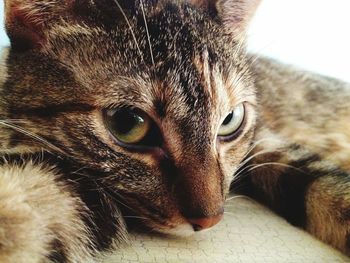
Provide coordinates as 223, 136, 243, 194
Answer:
0, 163, 94, 263
306, 175, 350, 255
0, 172, 48, 263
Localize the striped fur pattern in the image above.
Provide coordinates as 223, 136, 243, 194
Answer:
0, 0, 349, 262
239, 58, 350, 254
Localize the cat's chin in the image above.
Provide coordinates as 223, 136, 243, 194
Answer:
157, 224, 196, 238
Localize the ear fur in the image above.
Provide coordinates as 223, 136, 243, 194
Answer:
188, 0, 261, 35
4, 0, 147, 51
5, 0, 260, 50
4, 0, 74, 50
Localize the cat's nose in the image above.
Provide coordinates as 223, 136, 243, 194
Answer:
188, 213, 224, 231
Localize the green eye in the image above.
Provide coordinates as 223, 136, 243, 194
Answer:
218, 103, 245, 138
104, 108, 151, 144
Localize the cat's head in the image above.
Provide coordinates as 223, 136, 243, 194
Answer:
3, 0, 259, 236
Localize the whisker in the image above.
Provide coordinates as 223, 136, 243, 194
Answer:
71, 165, 90, 175
225, 195, 248, 202
0, 119, 29, 123
232, 137, 286, 180
100, 185, 139, 213
236, 149, 280, 171
140, 0, 155, 67
229, 173, 248, 188
225, 195, 257, 204
246, 162, 307, 175
112, 0, 144, 62
233, 161, 285, 181
0, 120, 67, 155
223, 211, 235, 216
241, 137, 284, 161
123, 216, 149, 220
231, 161, 299, 191
233, 149, 283, 181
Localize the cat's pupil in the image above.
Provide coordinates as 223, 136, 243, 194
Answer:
113, 110, 142, 134
104, 108, 156, 146
223, 112, 233, 126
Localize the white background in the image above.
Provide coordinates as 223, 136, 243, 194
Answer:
0, 0, 349, 82
248, 0, 350, 82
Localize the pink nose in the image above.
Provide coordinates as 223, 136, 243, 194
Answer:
188, 213, 224, 231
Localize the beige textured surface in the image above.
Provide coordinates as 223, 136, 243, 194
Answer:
104, 198, 350, 263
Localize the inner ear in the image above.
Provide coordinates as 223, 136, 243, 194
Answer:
4, 0, 151, 51
4, 0, 75, 51
187, 0, 261, 36
5, 5, 45, 50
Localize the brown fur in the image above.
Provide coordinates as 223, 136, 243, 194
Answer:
244, 57, 350, 254
0, 0, 349, 262
306, 175, 350, 252
0, 162, 94, 262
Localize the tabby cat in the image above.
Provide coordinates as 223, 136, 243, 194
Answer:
0, 0, 349, 262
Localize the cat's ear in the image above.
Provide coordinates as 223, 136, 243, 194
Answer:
4, 0, 142, 51
4, 0, 75, 50
188, 0, 261, 36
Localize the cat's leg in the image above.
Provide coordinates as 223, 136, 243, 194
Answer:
0, 162, 94, 263
241, 131, 350, 255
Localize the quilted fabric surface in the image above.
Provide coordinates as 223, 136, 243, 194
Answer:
105, 197, 349, 263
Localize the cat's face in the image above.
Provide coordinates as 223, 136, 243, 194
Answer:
3, 0, 258, 235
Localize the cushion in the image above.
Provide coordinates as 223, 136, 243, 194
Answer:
105, 197, 349, 262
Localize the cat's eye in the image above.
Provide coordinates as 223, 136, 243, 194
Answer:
218, 103, 245, 140
104, 108, 152, 145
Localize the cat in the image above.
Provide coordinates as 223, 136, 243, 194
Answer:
0, 0, 349, 262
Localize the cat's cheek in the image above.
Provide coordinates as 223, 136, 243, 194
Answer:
219, 161, 241, 189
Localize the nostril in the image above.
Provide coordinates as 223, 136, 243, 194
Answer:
192, 224, 203, 232
188, 213, 224, 231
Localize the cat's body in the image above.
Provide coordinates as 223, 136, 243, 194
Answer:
0, 0, 349, 262
248, 57, 350, 252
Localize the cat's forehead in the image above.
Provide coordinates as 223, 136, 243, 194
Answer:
49, 2, 233, 62
45, 1, 254, 119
